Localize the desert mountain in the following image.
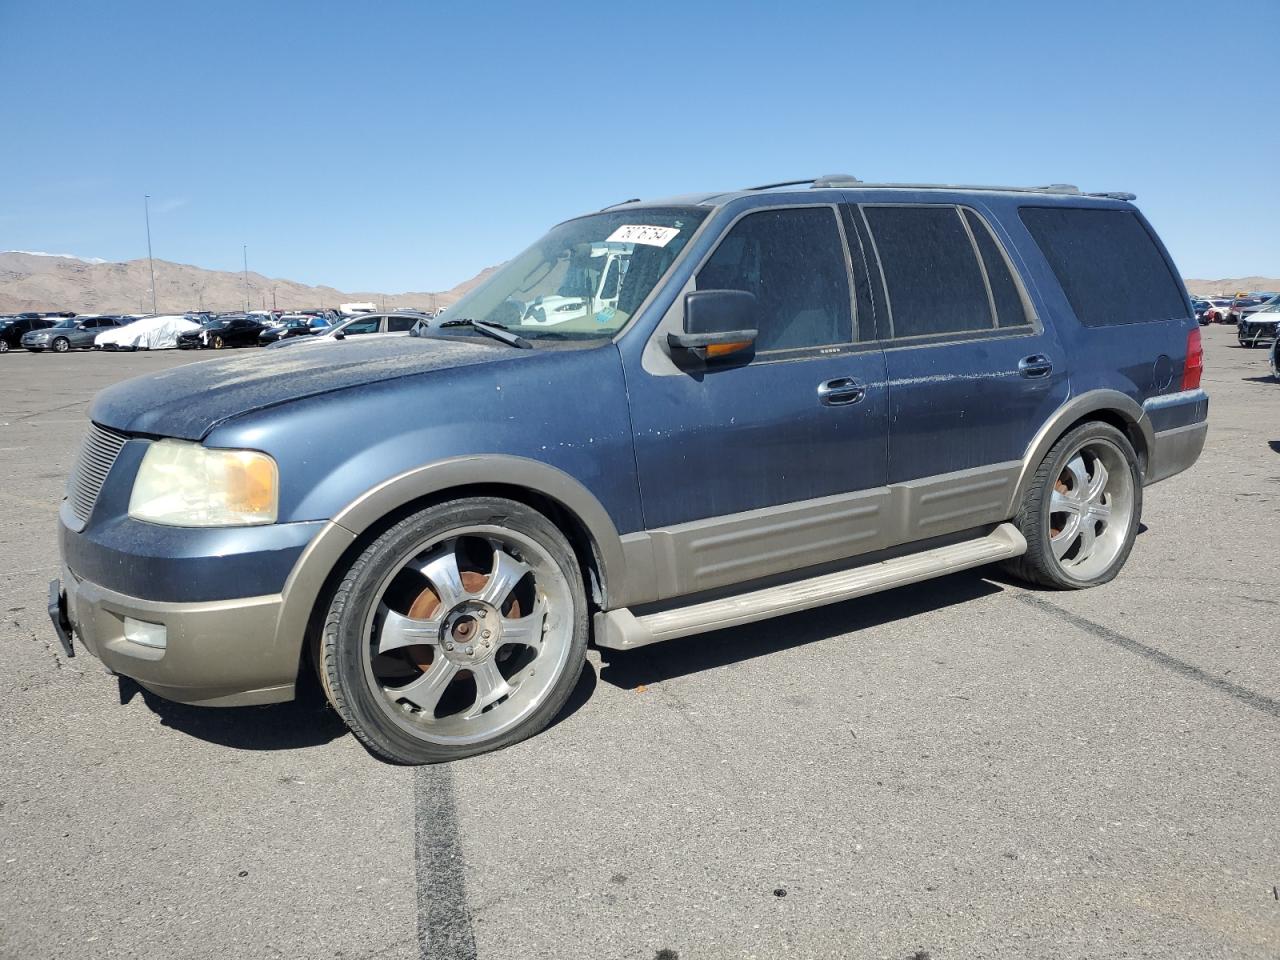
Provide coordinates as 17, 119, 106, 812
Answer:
1183, 277, 1280, 297
0, 251, 501, 315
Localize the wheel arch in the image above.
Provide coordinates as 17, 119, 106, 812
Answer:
274, 456, 628, 682
1009, 390, 1153, 513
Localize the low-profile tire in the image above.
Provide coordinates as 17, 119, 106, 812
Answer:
0, 340, 9, 353
1004, 421, 1142, 590
52, 337, 70, 353
211, 335, 225, 349
320, 497, 588, 764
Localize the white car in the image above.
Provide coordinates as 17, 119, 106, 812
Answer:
265, 312, 424, 349
94, 314, 201, 351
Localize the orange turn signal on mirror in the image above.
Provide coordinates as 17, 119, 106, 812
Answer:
705, 340, 753, 358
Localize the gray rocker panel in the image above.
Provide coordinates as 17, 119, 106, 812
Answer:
621, 461, 1020, 604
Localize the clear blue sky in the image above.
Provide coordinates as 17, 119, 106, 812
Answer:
2, 0, 1276, 293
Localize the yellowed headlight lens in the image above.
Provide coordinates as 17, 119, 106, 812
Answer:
129, 440, 278, 527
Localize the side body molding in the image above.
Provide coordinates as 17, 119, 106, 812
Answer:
274, 455, 630, 659
1008, 388, 1154, 513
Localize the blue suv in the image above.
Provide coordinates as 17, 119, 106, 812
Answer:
50, 175, 1208, 763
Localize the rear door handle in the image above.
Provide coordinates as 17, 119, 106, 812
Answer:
1018, 354, 1053, 379
817, 377, 866, 406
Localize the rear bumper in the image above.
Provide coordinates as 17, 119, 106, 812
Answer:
1143, 389, 1209, 485
58, 566, 295, 706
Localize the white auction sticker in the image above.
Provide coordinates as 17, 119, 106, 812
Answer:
606, 224, 681, 247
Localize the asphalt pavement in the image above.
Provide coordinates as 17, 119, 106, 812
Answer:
2, 325, 1278, 959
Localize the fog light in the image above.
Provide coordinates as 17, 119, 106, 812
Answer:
123, 617, 167, 650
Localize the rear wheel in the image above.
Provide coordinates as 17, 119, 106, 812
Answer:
320, 497, 588, 764
1005, 422, 1142, 589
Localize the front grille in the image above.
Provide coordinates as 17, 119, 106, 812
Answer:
68, 424, 130, 523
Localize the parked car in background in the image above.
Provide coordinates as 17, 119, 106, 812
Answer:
50, 177, 1207, 764
258, 314, 330, 345
1237, 298, 1280, 348
0, 315, 56, 352
1227, 295, 1268, 323
1199, 298, 1235, 323
95, 315, 202, 351
266, 311, 423, 348
22, 315, 127, 352
1234, 293, 1280, 324
177, 314, 268, 350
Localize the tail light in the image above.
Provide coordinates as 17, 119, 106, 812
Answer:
1182, 327, 1203, 390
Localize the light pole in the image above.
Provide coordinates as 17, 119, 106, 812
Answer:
143, 195, 158, 315
242, 244, 250, 312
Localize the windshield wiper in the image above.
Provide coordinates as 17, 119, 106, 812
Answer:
437, 318, 532, 349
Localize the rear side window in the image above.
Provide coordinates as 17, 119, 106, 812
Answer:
863, 206, 994, 338
387, 315, 417, 332
697, 206, 853, 352
963, 210, 1031, 327
1019, 207, 1188, 326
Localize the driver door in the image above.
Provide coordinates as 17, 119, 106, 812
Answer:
625, 204, 890, 599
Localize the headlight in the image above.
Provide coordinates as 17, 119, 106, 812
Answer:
128, 440, 278, 526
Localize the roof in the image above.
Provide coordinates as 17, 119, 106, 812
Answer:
607, 175, 1136, 211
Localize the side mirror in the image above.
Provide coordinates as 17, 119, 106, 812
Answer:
667, 290, 759, 363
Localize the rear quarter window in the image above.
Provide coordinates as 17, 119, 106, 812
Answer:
1019, 206, 1188, 326
862, 205, 995, 338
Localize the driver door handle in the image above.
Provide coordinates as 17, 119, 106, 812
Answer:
818, 377, 866, 406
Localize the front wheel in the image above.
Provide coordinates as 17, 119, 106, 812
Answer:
52, 337, 70, 353
320, 497, 588, 764
211, 334, 225, 349
0, 340, 9, 353
1005, 422, 1142, 589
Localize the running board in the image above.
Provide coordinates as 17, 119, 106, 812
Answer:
594, 523, 1026, 650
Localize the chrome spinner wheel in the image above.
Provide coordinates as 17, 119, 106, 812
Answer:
1048, 439, 1135, 580
360, 525, 574, 748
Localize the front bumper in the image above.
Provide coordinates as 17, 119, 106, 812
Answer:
1238, 321, 1279, 345
56, 566, 294, 706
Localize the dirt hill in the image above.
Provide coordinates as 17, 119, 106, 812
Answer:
0, 251, 501, 314
1184, 276, 1280, 297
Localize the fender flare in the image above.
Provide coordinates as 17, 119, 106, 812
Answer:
1008, 389, 1154, 513
274, 455, 627, 660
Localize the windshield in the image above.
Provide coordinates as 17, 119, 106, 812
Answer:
435, 207, 708, 340
53, 318, 77, 328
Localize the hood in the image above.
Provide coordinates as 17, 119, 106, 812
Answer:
91, 334, 528, 440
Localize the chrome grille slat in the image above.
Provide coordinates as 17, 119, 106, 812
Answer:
68, 424, 129, 523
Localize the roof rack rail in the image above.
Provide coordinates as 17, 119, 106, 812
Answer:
1085, 191, 1137, 201
743, 173, 862, 191
739, 180, 1135, 199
